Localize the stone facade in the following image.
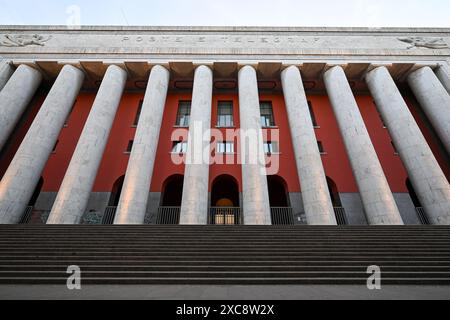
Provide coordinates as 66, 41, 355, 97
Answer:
0, 26, 449, 225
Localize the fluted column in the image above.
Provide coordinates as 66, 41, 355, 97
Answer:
47, 65, 127, 224
0, 60, 14, 91
0, 64, 42, 152
238, 66, 271, 225
435, 63, 450, 94
407, 66, 450, 155
0, 65, 84, 224
179, 66, 213, 225
114, 65, 170, 224
324, 66, 403, 225
281, 66, 336, 225
366, 66, 450, 224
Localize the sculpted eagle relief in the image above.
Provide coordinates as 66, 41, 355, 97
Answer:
398, 36, 449, 49
0, 34, 52, 47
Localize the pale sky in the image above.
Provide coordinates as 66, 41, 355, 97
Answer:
0, 0, 449, 27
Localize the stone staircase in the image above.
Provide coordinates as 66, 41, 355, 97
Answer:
0, 225, 449, 285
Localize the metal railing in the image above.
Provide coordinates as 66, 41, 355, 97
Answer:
415, 207, 430, 225
102, 206, 117, 225
157, 207, 180, 225
19, 206, 33, 224
209, 207, 241, 225
270, 207, 294, 225
333, 207, 348, 225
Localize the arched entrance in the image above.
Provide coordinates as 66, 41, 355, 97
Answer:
210, 175, 240, 225
103, 175, 124, 224
157, 174, 184, 224
267, 175, 293, 225
108, 175, 125, 207
326, 177, 342, 207
20, 177, 44, 224
267, 175, 289, 207
406, 178, 429, 224
326, 177, 347, 225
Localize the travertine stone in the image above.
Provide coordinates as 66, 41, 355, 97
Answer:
435, 63, 450, 93
0, 64, 42, 151
324, 66, 403, 225
0, 60, 14, 91
407, 66, 450, 155
0, 65, 84, 224
281, 66, 336, 225
366, 66, 450, 225
238, 65, 271, 225
47, 65, 127, 224
179, 66, 213, 225
114, 65, 170, 224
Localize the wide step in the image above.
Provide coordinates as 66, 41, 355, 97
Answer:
0, 225, 449, 285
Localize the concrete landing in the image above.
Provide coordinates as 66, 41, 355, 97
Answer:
1, 285, 450, 300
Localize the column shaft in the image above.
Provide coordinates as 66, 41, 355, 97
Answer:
0, 65, 42, 152
366, 66, 450, 224
179, 66, 213, 225
47, 65, 127, 224
114, 65, 170, 224
281, 66, 336, 225
435, 63, 450, 94
0, 65, 84, 224
238, 66, 271, 225
407, 66, 450, 155
324, 66, 403, 225
0, 60, 14, 91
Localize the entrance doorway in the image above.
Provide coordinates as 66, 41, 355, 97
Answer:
210, 175, 240, 225
267, 175, 294, 225
157, 174, 184, 224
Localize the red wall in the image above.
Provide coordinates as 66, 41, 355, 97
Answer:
1, 90, 448, 196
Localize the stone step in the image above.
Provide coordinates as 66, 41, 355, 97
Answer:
2, 270, 450, 278
0, 277, 449, 285
2, 265, 450, 272
0, 225, 448, 285
2, 259, 450, 266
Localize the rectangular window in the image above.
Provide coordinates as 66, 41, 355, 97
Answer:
125, 140, 134, 153
217, 142, 234, 154
217, 101, 234, 127
264, 141, 279, 154
308, 101, 318, 127
176, 101, 191, 127
133, 100, 143, 126
260, 101, 275, 127
317, 141, 325, 154
172, 141, 188, 153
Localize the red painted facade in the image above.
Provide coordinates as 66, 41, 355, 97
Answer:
1, 89, 449, 196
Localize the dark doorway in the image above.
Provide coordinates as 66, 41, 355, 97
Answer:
211, 175, 239, 207
108, 175, 125, 207
28, 177, 44, 207
326, 177, 342, 207
157, 175, 184, 224
267, 175, 289, 207
210, 175, 240, 225
327, 176, 347, 225
406, 178, 429, 225
161, 174, 184, 207
20, 177, 44, 224
103, 175, 125, 224
267, 175, 294, 225
406, 178, 422, 208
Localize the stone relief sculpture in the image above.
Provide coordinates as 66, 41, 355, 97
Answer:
398, 37, 449, 49
0, 34, 52, 47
